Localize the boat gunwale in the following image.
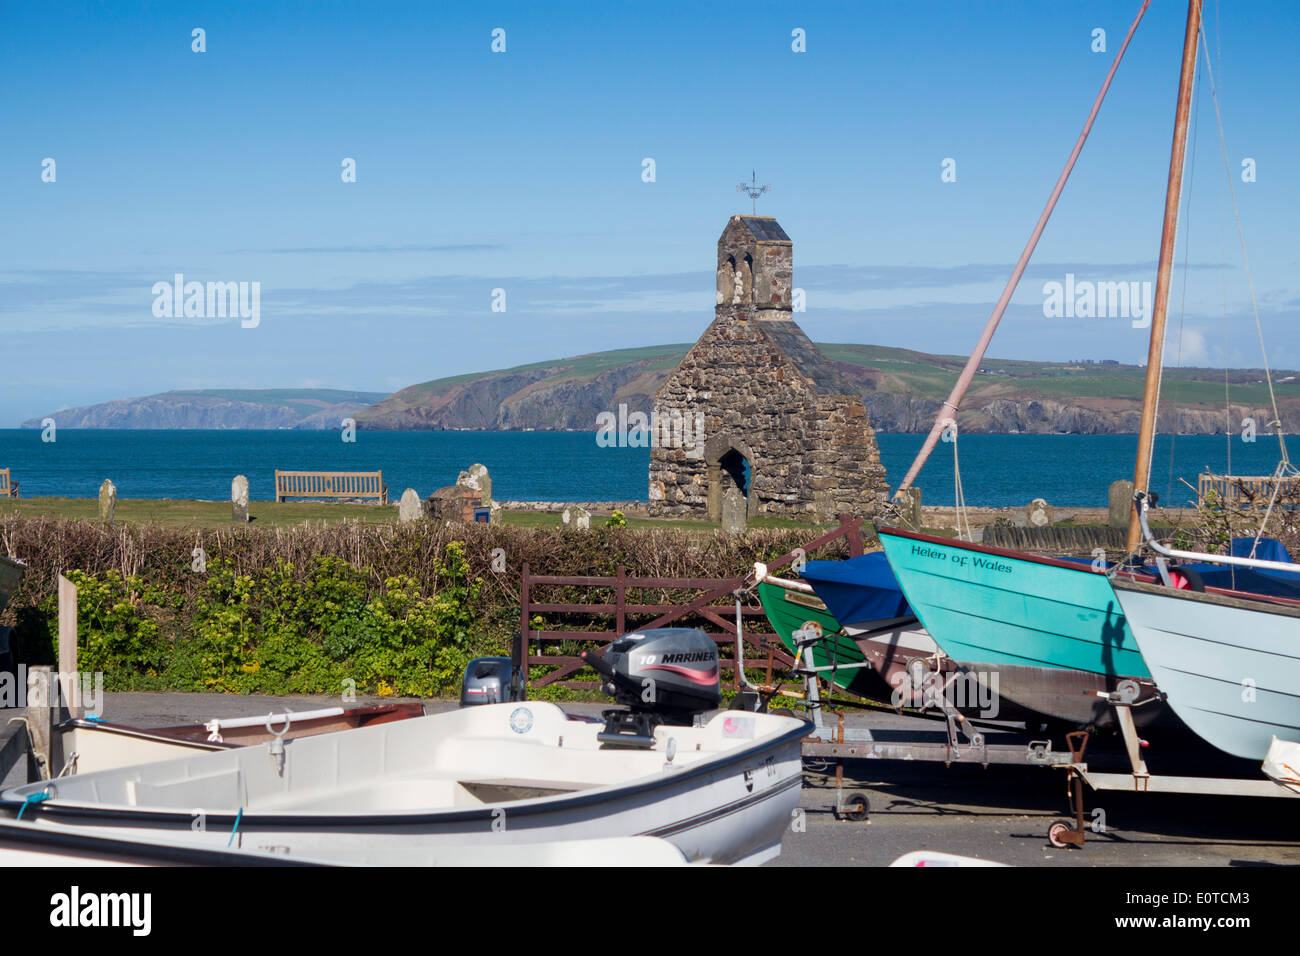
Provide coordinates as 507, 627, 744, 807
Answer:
1112, 575, 1300, 618
57, 718, 234, 751
0, 712, 812, 831
877, 525, 1300, 609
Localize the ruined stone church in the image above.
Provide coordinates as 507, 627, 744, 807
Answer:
647, 215, 890, 522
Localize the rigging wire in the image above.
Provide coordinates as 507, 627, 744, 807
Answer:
1197, 21, 1291, 470
1217, 0, 1232, 485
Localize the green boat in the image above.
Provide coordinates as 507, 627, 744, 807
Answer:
755, 577, 885, 700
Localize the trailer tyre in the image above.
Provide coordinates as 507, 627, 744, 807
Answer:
839, 792, 869, 822
1048, 821, 1074, 848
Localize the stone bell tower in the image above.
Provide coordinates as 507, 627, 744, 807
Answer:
647, 215, 889, 522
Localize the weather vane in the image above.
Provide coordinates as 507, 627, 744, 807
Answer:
736, 170, 770, 214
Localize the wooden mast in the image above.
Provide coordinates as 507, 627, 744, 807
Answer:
1126, 0, 1203, 551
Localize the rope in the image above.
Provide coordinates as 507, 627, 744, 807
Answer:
950, 424, 971, 542
1198, 24, 1289, 466
228, 807, 243, 848
17, 791, 48, 821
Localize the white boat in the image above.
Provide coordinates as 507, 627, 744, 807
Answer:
1110, 578, 1300, 761
1262, 736, 1300, 794
0, 817, 692, 867
55, 703, 425, 775
2, 701, 806, 865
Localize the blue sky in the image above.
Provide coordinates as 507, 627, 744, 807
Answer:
2, 0, 1298, 425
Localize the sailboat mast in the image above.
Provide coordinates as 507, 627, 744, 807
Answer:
1126, 0, 1203, 552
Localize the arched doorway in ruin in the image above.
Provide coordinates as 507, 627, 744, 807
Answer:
705, 433, 756, 521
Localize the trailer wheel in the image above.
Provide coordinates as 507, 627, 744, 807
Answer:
1047, 821, 1074, 848
839, 792, 869, 822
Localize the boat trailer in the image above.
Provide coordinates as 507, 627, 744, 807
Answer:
733, 601, 1300, 838
1044, 684, 1299, 847
731, 597, 1077, 822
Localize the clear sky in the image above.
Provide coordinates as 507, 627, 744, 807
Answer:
2, 0, 1297, 425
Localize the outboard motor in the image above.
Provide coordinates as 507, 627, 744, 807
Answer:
459, 656, 523, 707
581, 628, 721, 747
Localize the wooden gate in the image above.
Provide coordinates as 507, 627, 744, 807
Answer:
513, 514, 865, 691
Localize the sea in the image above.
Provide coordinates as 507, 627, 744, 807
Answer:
0, 429, 1284, 509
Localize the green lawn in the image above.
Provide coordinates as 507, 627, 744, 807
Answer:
0, 497, 829, 533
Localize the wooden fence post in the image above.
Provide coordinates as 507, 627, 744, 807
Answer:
841, 513, 865, 557
516, 562, 531, 692
615, 565, 626, 637
57, 574, 79, 719
25, 665, 53, 782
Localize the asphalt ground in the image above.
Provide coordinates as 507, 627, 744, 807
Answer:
2, 692, 1297, 867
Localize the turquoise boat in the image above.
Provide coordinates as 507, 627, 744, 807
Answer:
876, 526, 1163, 728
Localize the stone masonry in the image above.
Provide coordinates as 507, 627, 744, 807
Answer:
648, 215, 889, 522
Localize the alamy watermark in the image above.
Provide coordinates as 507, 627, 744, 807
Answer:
596, 404, 705, 450
1042, 273, 1153, 328
2, 665, 104, 714
152, 273, 260, 328
890, 667, 999, 719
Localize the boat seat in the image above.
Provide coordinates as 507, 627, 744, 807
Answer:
456, 778, 593, 803
125, 768, 244, 809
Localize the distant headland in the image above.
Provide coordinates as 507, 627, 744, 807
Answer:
20, 345, 1299, 436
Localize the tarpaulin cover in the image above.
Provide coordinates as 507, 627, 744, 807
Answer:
1185, 537, 1300, 599
800, 552, 911, 626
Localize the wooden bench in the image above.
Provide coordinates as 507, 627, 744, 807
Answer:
274, 470, 387, 504
0, 468, 17, 499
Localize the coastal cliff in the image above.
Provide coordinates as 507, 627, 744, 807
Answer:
23, 346, 1300, 435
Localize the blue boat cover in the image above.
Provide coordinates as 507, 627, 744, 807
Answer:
800, 553, 911, 625
1227, 536, 1293, 563
1183, 536, 1300, 599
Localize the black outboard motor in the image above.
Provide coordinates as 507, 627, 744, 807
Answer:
581, 628, 721, 747
459, 656, 523, 706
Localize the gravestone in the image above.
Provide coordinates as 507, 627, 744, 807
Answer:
231, 475, 249, 523
98, 480, 116, 522
1108, 479, 1135, 528
398, 488, 422, 523
721, 487, 747, 533
562, 505, 591, 530
895, 487, 922, 528
1026, 498, 1053, 528
456, 463, 492, 506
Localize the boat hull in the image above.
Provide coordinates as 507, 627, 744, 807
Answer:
4, 704, 808, 866
755, 580, 885, 699
877, 527, 1150, 679
875, 527, 1173, 728
1112, 580, 1300, 760
758, 577, 1047, 720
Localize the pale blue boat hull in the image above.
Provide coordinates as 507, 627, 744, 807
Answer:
1112, 579, 1300, 760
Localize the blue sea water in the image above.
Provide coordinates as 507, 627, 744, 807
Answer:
0, 429, 1285, 508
